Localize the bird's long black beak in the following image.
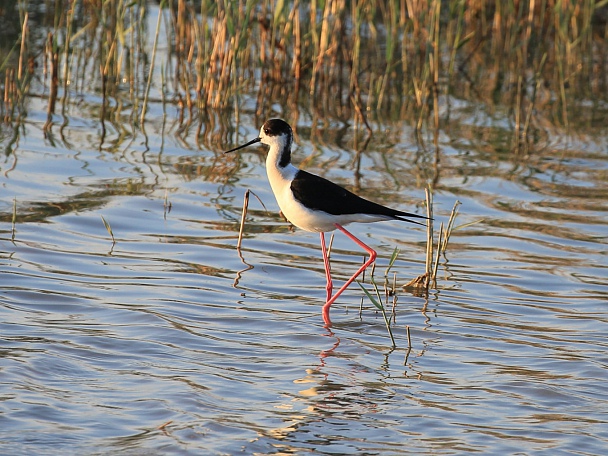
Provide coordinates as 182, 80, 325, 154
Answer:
224, 137, 261, 154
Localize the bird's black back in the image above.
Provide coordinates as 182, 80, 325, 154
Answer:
290, 170, 426, 224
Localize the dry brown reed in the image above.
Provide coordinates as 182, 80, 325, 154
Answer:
403, 188, 461, 293
1, 0, 605, 136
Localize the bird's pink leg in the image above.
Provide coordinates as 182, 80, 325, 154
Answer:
320, 232, 333, 302
322, 223, 377, 326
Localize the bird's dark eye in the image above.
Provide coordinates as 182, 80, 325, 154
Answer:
264, 128, 270, 135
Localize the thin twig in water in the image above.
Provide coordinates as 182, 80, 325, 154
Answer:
404, 325, 412, 366
11, 197, 16, 241
157, 420, 173, 431
163, 188, 172, 220
441, 200, 461, 253
100, 215, 116, 246
391, 271, 397, 323
424, 187, 434, 289
407, 325, 412, 348
235, 189, 268, 252
237, 189, 250, 251
359, 296, 364, 320
431, 222, 443, 287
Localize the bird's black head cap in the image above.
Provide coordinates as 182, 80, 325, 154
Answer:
262, 119, 292, 137
263, 119, 293, 167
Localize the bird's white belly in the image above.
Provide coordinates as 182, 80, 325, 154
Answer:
278, 192, 337, 232
276, 184, 387, 232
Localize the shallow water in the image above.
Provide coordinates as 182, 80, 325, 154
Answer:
1, 91, 607, 455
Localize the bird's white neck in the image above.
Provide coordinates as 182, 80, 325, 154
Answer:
265, 135, 298, 199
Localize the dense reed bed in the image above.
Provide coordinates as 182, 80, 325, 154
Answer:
1, 0, 606, 140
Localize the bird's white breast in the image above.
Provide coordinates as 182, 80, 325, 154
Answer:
265, 162, 321, 231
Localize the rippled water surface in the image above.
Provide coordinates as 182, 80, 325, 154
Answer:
2, 99, 607, 455
2, 81, 608, 456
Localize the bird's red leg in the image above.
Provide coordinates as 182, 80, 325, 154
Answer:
322, 223, 377, 326
320, 232, 333, 303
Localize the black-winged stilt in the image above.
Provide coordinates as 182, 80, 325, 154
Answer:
225, 118, 426, 326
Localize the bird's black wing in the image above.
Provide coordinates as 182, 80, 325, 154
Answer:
290, 170, 426, 224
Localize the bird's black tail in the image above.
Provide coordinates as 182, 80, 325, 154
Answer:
394, 211, 429, 227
